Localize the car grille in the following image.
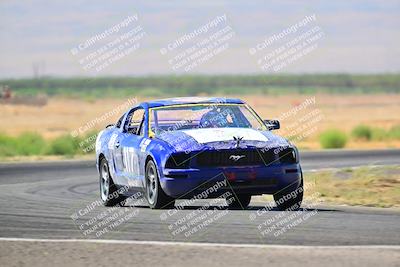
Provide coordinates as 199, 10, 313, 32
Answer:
195, 148, 296, 167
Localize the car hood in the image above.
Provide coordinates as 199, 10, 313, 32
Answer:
157, 127, 291, 153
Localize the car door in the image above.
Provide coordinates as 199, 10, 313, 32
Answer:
117, 107, 146, 189
106, 113, 126, 186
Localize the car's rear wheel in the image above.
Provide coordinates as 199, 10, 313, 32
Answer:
145, 160, 175, 209
273, 177, 303, 211
227, 194, 251, 209
99, 158, 126, 207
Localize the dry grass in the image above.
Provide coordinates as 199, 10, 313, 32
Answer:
306, 166, 400, 208
1, 94, 400, 149
260, 166, 400, 208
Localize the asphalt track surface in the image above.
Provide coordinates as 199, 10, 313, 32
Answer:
0, 149, 399, 266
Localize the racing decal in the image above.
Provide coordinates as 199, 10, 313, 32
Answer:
122, 147, 140, 175
182, 128, 268, 143
108, 133, 118, 149
95, 130, 104, 153
139, 138, 151, 152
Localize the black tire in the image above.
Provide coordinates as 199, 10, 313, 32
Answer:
227, 194, 251, 210
273, 177, 303, 211
145, 160, 175, 209
99, 158, 126, 207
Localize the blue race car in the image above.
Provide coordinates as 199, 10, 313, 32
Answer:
95, 97, 303, 210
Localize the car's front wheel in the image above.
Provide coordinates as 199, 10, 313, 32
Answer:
273, 177, 303, 211
99, 158, 126, 207
145, 160, 175, 209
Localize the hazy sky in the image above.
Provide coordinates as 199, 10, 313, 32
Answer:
0, 0, 399, 78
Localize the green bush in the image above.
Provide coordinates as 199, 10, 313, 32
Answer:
319, 129, 348, 149
0, 133, 17, 157
46, 135, 80, 155
0, 132, 86, 157
16, 132, 46, 155
351, 125, 372, 140
371, 128, 388, 141
388, 125, 400, 140
80, 130, 98, 154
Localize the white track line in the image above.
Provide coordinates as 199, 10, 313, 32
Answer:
0, 237, 399, 249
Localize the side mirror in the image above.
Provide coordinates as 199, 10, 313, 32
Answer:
263, 119, 280, 130
106, 123, 115, 128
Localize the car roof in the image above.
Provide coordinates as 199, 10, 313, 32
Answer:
143, 97, 245, 108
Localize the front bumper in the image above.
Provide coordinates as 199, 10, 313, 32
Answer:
160, 163, 302, 198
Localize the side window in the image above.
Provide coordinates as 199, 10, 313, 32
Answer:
139, 118, 145, 136
126, 108, 145, 135
115, 114, 125, 128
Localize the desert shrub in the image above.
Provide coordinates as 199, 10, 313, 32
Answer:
16, 132, 46, 155
388, 125, 400, 140
351, 125, 372, 140
46, 135, 80, 155
0, 133, 17, 157
319, 129, 347, 149
371, 127, 388, 141
79, 130, 99, 154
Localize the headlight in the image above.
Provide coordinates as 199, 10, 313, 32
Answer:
165, 153, 191, 169
292, 147, 299, 163
278, 147, 298, 164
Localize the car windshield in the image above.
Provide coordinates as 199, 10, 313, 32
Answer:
149, 104, 266, 135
